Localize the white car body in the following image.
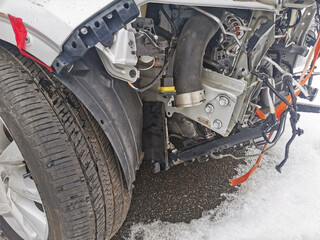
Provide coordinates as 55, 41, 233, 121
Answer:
0, 0, 309, 67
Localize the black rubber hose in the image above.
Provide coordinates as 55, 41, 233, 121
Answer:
275, 77, 302, 173
253, 72, 293, 109
160, 6, 177, 37
154, 25, 173, 41
282, 10, 302, 29
173, 13, 221, 94
262, 109, 289, 144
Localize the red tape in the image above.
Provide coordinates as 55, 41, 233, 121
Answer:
256, 108, 266, 120
8, 14, 53, 72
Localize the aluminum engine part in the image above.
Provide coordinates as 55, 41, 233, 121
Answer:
206, 12, 246, 75
231, 10, 275, 79
168, 113, 199, 139
175, 90, 206, 108
166, 69, 247, 137
132, 17, 169, 57
96, 28, 139, 83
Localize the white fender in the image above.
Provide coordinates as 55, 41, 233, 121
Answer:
0, 0, 114, 66
0, 0, 312, 68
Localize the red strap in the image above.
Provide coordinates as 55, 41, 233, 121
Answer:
8, 14, 53, 72
231, 32, 320, 186
256, 108, 266, 120
276, 31, 320, 119
229, 132, 274, 186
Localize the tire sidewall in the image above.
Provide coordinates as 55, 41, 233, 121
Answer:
0, 88, 64, 239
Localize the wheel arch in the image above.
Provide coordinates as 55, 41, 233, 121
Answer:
54, 48, 143, 191
0, 0, 143, 190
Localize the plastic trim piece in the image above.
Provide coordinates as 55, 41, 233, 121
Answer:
53, 0, 139, 73
55, 49, 143, 190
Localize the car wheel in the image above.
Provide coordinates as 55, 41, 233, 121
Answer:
0, 42, 131, 240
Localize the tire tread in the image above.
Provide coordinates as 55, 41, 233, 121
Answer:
0, 43, 131, 240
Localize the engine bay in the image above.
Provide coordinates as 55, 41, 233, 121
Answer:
96, 1, 320, 174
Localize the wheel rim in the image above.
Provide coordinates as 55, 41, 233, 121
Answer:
0, 118, 48, 240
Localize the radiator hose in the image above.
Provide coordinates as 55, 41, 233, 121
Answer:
173, 12, 222, 107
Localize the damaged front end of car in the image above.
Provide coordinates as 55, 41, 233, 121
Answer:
1, 0, 320, 188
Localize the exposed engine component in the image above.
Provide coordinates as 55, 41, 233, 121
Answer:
168, 113, 200, 139
96, 28, 139, 83
173, 13, 222, 107
204, 12, 247, 75
167, 70, 247, 137
137, 2, 320, 174
132, 17, 169, 57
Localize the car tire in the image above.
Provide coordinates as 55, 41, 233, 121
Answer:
0, 42, 131, 240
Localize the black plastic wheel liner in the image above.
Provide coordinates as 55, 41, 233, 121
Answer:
55, 49, 143, 191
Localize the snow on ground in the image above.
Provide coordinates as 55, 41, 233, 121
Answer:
128, 82, 320, 240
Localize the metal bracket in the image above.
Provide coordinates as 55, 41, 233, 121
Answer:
96, 28, 139, 83
297, 103, 320, 113
166, 70, 247, 137
52, 0, 139, 73
169, 116, 275, 163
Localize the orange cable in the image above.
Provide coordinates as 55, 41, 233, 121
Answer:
230, 32, 320, 186
276, 33, 320, 119
229, 132, 274, 186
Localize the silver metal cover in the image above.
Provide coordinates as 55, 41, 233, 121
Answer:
167, 69, 247, 137
175, 90, 206, 108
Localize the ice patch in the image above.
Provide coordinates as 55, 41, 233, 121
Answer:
128, 84, 320, 240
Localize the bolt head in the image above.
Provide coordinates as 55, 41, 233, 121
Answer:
128, 40, 134, 48
213, 120, 223, 129
25, 36, 30, 44
129, 70, 136, 78
107, 13, 113, 19
218, 96, 230, 107
80, 27, 88, 35
205, 104, 214, 113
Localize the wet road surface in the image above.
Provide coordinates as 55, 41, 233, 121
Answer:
113, 151, 243, 239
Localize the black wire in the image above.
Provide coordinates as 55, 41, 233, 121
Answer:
275, 78, 302, 173
262, 109, 289, 144
288, 82, 297, 111
139, 59, 170, 92
281, 9, 302, 29
316, 3, 320, 32
253, 72, 293, 109
139, 37, 176, 92
138, 22, 177, 93
154, 25, 173, 41
252, 72, 296, 147
160, 6, 177, 37
275, 122, 297, 172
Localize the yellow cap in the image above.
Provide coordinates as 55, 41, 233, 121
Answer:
158, 86, 176, 93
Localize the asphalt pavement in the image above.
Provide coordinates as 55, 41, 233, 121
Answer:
113, 151, 243, 239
